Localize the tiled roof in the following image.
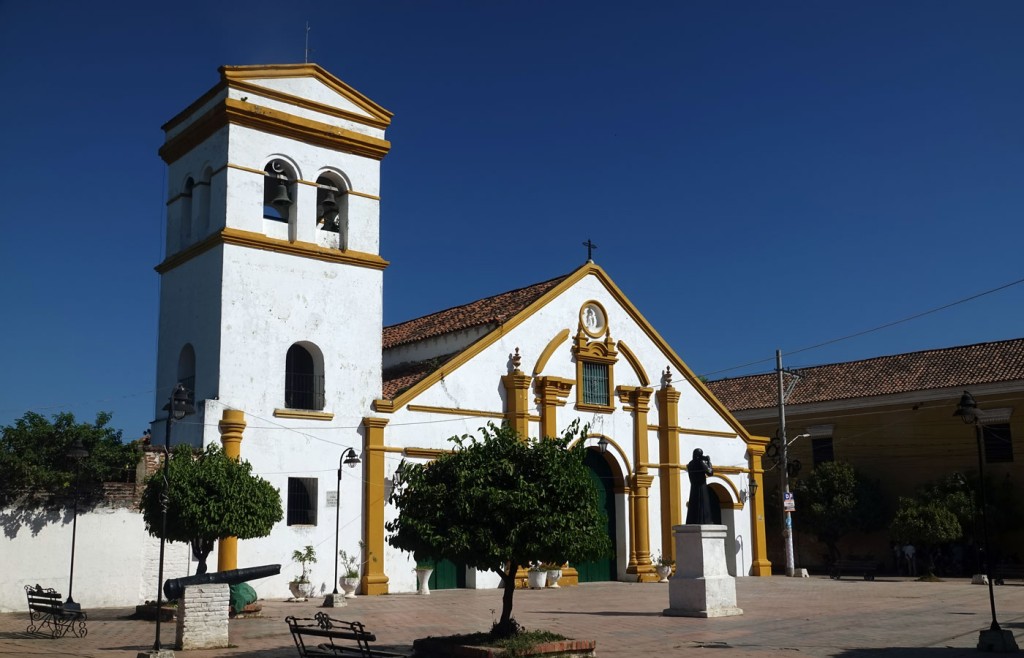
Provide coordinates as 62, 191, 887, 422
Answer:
382, 354, 459, 400
706, 338, 1024, 412
382, 274, 568, 350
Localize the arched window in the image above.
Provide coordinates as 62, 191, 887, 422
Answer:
195, 166, 213, 237
316, 173, 349, 249
263, 159, 296, 223
177, 343, 196, 404
179, 178, 194, 246
285, 343, 325, 410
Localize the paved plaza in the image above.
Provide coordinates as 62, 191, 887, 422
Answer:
3, 576, 1024, 657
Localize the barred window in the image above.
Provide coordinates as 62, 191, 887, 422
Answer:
811, 437, 834, 466
983, 423, 1013, 463
582, 362, 610, 406
287, 477, 318, 526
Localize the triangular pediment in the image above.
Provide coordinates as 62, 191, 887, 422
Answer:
221, 64, 392, 128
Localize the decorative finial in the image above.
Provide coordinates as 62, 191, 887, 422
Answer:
661, 366, 673, 388
510, 347, 522, 372
582, 238, 598, 263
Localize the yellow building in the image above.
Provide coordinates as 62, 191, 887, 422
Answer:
708, 338, 1024, 572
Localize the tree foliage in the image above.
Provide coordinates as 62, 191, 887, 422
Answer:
0, 411, 138, 511
139, 443, 282, 574
386, 422, 611, 636
889, 496, 961, 575
793, 461, 885, 561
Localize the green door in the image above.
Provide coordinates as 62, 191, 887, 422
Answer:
428, 558, 466, 590
574, 450, 617, 582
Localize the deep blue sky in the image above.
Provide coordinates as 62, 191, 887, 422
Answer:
1, 1, 1022, 438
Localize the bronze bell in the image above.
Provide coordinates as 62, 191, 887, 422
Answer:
320, 190, 338, 212
271, 182, 293, 213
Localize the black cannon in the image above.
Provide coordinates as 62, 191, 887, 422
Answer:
163, 564, 281, 601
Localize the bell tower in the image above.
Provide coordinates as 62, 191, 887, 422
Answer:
152, 64, 392, 447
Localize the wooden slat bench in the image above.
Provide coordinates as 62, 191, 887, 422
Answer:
994, 565, 1024, 585
24, 584, 88, 638
829, 559, 878, 581
286, 612, 406, 658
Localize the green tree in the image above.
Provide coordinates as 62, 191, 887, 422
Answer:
139, 443, 282, 574
793, 461, 885, 562
386, 422, 611, 637
0, 411, 138, 512
889, 496, 961, 576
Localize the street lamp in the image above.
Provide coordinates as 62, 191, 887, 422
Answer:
64, 437, 89, 611
954, 390, 1018, 653
328, 447, 362, 607
151, 383, 195, 653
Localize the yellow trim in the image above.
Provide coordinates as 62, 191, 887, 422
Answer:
217, 409, 246, 572
362, 417, 390, 595
567, 433, 633, 475
406, 404, 505, 420
225, 163, 379, 199
533, 329, 570, 376
155, 227, 389, 274
404, 447, 448, 459
534, 376, 575, 438
617, 341, 650, 387
228, 78, 391, 129
502, 370, 532, 438
681, 427, 738, 439
161, 97, 392, 165
710, 477, 741, 504
162, 63, 392, 134
573, 329, 618, 412
272, 408, 335, 421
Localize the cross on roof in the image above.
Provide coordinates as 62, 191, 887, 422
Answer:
583, 239, 597, 262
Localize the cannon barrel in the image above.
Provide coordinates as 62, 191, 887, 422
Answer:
163, 564, 281, 601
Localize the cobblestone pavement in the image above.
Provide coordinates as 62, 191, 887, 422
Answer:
3, 576, 1024, 657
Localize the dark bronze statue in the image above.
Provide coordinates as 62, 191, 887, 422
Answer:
685, 448, 715, 525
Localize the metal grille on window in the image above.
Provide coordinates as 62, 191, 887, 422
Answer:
287, 477, 318, 526
583, 361, 609, 406
983, 423, 1014, 463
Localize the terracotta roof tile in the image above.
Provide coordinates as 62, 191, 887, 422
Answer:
382, 274, 568, 350
707, 338, 1024, 412
382, 354, 459, 400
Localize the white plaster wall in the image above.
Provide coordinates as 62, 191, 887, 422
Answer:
0, 506, 191, 613
383, 325, 495, 369
227, 83, 385, 140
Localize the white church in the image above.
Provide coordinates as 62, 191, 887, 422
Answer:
151, 63, 772, 598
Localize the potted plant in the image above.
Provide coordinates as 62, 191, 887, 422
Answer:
655, 552, 674, 583
527, 561, 548, 590
338, 546, 374, 599
289, 545, 317, 599
414, 558, 434, 596
540, 562, 563, 588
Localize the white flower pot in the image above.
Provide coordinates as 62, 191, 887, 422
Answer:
340, 577, 359, 598
289, 581, 311, 599
415, 568, 433, 595
546, 569, 562, 588
656, 565, 673, 583
527, 570, 547, 589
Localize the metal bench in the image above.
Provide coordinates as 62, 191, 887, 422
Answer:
24, 584, 88, 638
286, 612, 405, 657
994, 564, 1024, 585
829, 559, 878, 581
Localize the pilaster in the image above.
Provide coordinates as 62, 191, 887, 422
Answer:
747, 435, 772, 576
534, 376, 574, 439
217, 409, 246, 572
362, 417, 390, 595
657, 372, 682, 563
502, 364, 533, 439
618, 385, 656, 581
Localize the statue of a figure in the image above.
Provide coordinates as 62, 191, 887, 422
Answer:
685, 448, 715, 525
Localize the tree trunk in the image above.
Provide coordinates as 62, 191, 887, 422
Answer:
494, 563, 518, 638
191, 538, 214, 575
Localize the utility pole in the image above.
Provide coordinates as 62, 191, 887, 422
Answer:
776, 350, 808, 578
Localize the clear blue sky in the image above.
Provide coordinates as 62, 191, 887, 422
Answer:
1, 1, 1022, 439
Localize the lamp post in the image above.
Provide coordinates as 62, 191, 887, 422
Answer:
64, 437, 89, 611
327, 447, 361, 607
151, 383, 195, 654
954, 390, 1018, 653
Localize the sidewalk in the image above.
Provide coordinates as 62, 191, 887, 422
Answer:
2, 576, 1023, 657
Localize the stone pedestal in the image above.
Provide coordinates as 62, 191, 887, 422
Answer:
663, 524, 742, 618
322, 593, 348, 608
174, 583, 230, 650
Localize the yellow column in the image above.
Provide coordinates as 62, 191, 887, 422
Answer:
502, 367, 532, 439
217, 409, 246, 571
657, 372, 682, 563
362, 417, 390, 595
748, 435, 773, 576
534, 376, 574, 438
618, 386, 657, 582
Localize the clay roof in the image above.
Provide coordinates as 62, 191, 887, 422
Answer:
382, 275, 568, 349
381, 354, 459, 400
706, 338, 1024, 412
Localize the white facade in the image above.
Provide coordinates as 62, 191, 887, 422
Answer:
146, 64, 768, 601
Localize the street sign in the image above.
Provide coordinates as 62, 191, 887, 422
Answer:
784, 492, 796, 511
